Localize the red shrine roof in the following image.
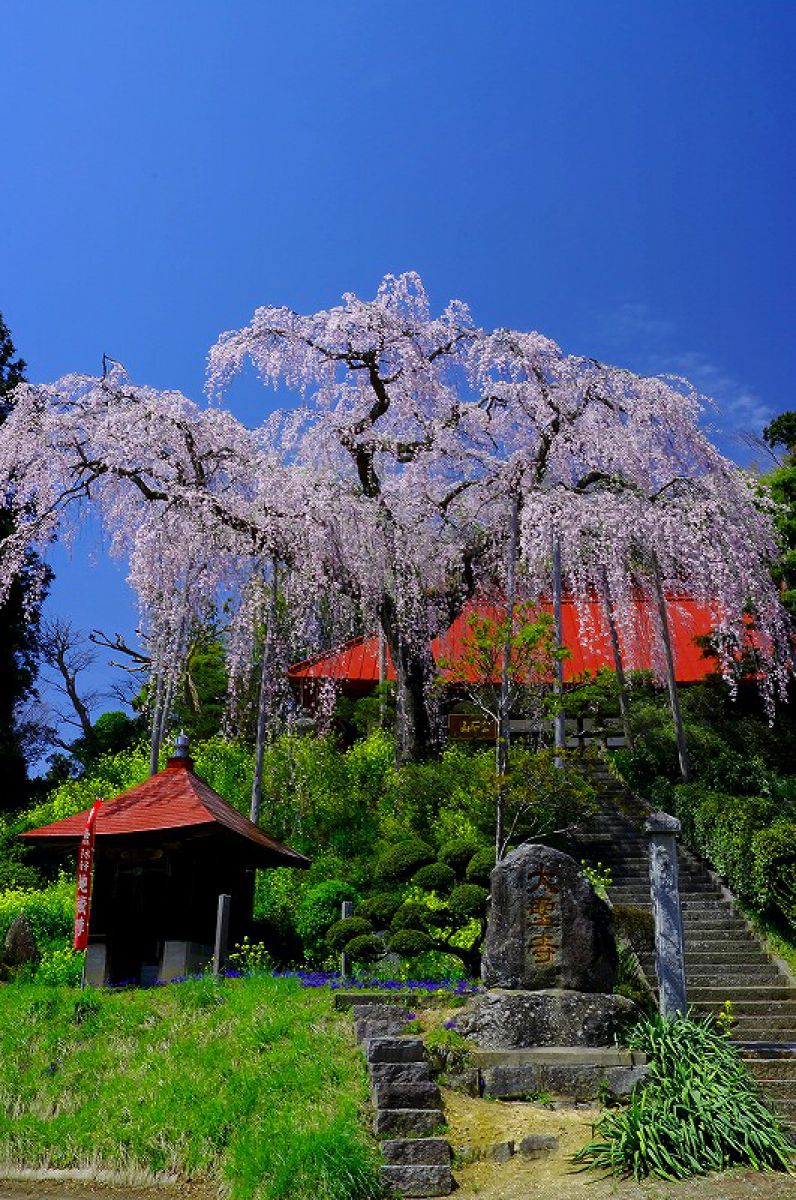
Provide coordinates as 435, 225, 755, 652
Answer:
21, 755, 310, 868
288, 595, 718, 686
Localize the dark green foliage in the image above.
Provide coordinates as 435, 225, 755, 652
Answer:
465, 847, 495, 885
325, 917, 372, 953
574, 1013, 795, 1179
448, 884, 489, 920
674, 785, 796, 935
343, 934, 385, 965
294, 880, 359, 962
391, 901, 431, 932
614, 947, 655, 1015
411, 862, 456, 893
0, 314, 49, 809
438, 836, 484, 875
355, 893, 401, 927
613, 904, 655, 954
388, 928, 433, 957
376, 838, 434, 882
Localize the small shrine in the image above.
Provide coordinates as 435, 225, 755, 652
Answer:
22, 735, 309, 986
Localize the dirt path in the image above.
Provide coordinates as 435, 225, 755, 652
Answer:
0, 1183, 215, 1200
444, 1089, 796, 1200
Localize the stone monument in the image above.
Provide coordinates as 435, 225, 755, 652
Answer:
456, 844, 645, 1100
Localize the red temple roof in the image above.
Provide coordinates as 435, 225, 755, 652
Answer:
22, 755, 310, 868
288, 595, 718, 686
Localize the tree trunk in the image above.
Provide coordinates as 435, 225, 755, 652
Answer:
496, 492, 519, 861
652, 560, 691, 783
551, 534, 566, 765
600, 566, 634, 751
379, 595, 438, 763
251, 558, 279, 824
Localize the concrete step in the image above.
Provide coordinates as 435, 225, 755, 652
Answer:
688, 995, 796, 1013
744, 1060, 796, 1081
639, 951, 775, 966
753, 1079, 796, 1100
723, 1018, 796, 1037
686, 973, 784, 988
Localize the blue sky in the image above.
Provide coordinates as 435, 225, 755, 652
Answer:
2, 1, 795, 735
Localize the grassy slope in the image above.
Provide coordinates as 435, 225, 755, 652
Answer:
0, 976, 380, 1200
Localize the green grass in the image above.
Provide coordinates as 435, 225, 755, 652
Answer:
0, 976, 381, 1200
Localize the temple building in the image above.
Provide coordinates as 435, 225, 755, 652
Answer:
22, 735, 309, 986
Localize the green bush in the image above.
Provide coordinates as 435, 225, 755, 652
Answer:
411, 862, 456, 894
0, 875, 74, 950
751, 820, 796, 932
355, 893, 401, 927
391, 901, 430, 932
344, 935, 385, 965
438, 836, 484, 876
448, 884, 489, 920
35, 946, 85, 987
613, 904, 655, 954
294, 880, 359, 963
376, 839, 434, 883
325, 917, 373, 953
574, 1013, 794, 1179
465, 847, 495, 885
388, 929, 432, 957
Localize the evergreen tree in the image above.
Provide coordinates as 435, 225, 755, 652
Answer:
763, 412, 796, 619
0, 314, 49, 808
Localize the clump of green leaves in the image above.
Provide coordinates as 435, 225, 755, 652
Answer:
574, 1013, 795, 1180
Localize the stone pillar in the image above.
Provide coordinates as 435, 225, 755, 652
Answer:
340, 900, 354, 978
213, 894, 232, 977
645, 812, 687, 1018
84, 941, 107, 988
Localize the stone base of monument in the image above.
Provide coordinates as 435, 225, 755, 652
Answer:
474, 1045, 648, 1102
456, 987, 635, 1049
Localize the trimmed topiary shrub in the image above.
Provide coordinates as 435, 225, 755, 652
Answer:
325, 917, 373, 952
411, 862, 457, 894
355, 893, 402, 928
449, 883, 489, 920
438, 837, 484, 876
391, 901, 430, 931
751, 819, 796, 934
376, 839, 435, 882
344, 934, 386, 965
465, 847, 495, 885
389, 928, 433, 957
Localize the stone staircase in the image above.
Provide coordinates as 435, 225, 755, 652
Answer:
572, 764, 796, 1135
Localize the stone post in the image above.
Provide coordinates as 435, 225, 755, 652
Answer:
645, 812, 687, 1018
340, 900, 354, 978
213, 893, 232, 977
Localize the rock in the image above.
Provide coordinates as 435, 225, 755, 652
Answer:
366, 1036, 426, 1063
380, 1138, 451, 1166
519, 1133, 558, 1157
379, 1164, 453, 1196
4, 913, 40, 967
373, 1082, 442, 1111
374, 1108, 446, 1137
488, 1140, 515, 1163
482, 843, 617, 992
481, 1060, 647, 1101
456, 988, 635, 1049
443, 1067, 481, 1097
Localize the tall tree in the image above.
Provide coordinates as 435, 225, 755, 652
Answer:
762, 411, 796, 620
0, 314, 49, 808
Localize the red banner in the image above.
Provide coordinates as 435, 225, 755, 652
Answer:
74, 799, 102, 951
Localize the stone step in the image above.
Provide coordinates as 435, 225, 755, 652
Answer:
355, 1016, 410, 1041
379, 1164, 454, 1197
366, 1037, 427, 1064
369, 1062, 434, 1086
373, 1082, 442, 1111
770, 1099, 796, 1121
724, 1018, 796, 1036
374, 1108, 446, 1138
640, 951, 774, 967
681, 937, 762, 951
381, 1139, 451, 1166
736, 1042, 796, 1058
754, 1079, 796, 1100
688, 995, 796, 1013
